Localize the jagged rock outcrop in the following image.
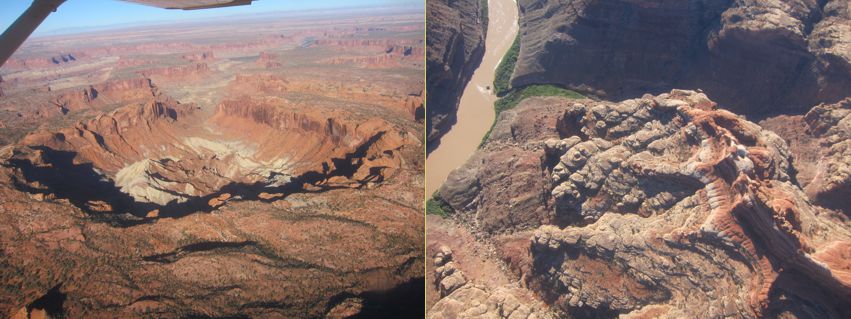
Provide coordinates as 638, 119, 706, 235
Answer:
0, 77, 158, 124
801, 98, 851, 214
426, 0, 487, 150
49, 78, 158, 113
435, 90, 851, 318
512, 0, 851, 115
428, 246, 555, 319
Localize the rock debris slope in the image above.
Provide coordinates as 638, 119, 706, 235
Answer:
432, 90, 851, 318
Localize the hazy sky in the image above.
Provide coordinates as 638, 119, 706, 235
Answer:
0, 0, 422, 36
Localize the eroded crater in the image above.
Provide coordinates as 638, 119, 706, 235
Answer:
4, 94, 410, 223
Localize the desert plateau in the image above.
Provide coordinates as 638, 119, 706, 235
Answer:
0, 4, 424, 318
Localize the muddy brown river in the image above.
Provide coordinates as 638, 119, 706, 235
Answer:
426, 0, 519, 196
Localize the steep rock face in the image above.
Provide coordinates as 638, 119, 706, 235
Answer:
226, 74, 422, 119
140, 63, 211, 82
512, 0, 851, 114
426, 0, 487, 149
757, 97, 851, 216
801, 98, 851, 214
321, 45, 424, 69
435, 90, 851, 318
0, 78, 161, 137
0, 94, 424, 317
49, 78, 159, 113
210, 98, 410, 182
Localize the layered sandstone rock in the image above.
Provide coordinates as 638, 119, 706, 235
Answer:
49, 78, 158, 113
0, 78, 159, 130
426, 0, 487, 150
433, 90, 851, 318
227, 74, 423, 119
140, 63, 211, 82
512, 0, 851, 115
321, 46, 424, 69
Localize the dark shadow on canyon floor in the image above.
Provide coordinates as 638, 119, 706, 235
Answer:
6, 134, 389, 227
348, 277, 425, 319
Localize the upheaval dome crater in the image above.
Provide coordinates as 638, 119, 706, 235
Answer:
4, 80, 410, 224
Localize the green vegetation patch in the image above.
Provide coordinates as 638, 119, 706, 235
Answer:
493, 33, 521, 96
480, 84, 584, 147
426, 194, 454, 217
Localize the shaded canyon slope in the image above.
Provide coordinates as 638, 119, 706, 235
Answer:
426, 0, 488, 150
511, 0, 851, 116
430, 90, 851, 318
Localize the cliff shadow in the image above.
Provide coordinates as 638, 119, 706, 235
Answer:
7, 133, 389, 226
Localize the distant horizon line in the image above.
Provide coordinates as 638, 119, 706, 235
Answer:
29, 2, 423, 38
